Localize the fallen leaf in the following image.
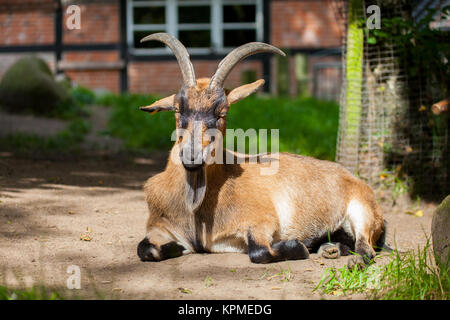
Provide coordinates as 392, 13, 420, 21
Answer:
271, 287, 282, 290
80, 234, 92, 241
204, 276, 213, 288
178, 287, 192, 294
313, 259, 324, 265
419, 105, 427, 112
379, 173, 389, 180
68, 211, 75, 215
415, 210, 423, 217
86, 227, 93, 233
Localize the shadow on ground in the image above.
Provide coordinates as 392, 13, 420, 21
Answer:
0, 154, 435, 299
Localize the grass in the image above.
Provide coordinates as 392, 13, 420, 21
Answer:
0, 285, 65, 300
260, 263, 293, 282
105, 94, 339, 160
315, 240, 449, 300
0, 118, 90, 157
1, 85, 340, 160
0, 85, 94, 156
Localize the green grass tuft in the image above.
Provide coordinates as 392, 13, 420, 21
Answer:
0, 285, 65, 300
0, 118, 90, 156
315, 240, 449, 300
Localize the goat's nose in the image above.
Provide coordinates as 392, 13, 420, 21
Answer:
180, 148, 203, 171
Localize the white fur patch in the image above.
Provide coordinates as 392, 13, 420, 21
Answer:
210, 240, 245, 253
150, 247, 160, 260
346, 199, 366, 236
272, 191, 294, 237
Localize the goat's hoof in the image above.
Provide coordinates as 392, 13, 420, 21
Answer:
137, 238, 159, 262
318, 242, 340, 259
347, 255, 366, 270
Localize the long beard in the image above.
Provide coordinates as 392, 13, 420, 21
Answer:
185, 167, 207, 213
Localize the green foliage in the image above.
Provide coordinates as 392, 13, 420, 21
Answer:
104, 93, 339, 160
70, 85, 97, 107
106, 93, 175, 151
226, 96, 339, 160
0, 118, 90, 156
315, 240, 450, 300
342, 0, 364, 164
0, 285, 64, 300
366, 6, 449, 93
364, 4, 450, 200
378, 166, 411, 203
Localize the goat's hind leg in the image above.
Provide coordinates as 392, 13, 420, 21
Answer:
347, 235, 377, 269
247, 231, 309, 264
318, 242, 351, 259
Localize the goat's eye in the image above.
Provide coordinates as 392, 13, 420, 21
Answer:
177, 117, 187, 128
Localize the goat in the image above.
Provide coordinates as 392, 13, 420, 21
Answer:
137, 33, 387, 268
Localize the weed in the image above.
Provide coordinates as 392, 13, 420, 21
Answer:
315, 239, 449, 299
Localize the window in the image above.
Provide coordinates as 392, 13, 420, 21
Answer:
127, 0, 264, 55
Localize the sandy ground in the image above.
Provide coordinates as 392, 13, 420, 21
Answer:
0, 153, 437, 300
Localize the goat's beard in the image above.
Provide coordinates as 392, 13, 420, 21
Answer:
185, 166, 207, 213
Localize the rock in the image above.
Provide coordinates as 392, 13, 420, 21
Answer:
431, 195, 450, 265
0, 56, 70, 116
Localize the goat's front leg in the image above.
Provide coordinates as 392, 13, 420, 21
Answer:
247, 230, 309, 264
137, 225, 188, 262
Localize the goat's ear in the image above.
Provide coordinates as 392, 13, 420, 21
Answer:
226, 79, 265, 105
140, 94, 176, 114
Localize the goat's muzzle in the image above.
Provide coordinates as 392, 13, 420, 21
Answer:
179, 143, 204, 171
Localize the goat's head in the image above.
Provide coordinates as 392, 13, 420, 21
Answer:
139, 33, 285, 212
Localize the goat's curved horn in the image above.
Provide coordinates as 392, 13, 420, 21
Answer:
209, 42, 285, 89
140, 33, 196, 87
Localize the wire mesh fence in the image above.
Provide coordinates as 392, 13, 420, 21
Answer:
334, 0, 449, 201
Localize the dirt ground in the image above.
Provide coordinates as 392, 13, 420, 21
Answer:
0, 153, 436, 300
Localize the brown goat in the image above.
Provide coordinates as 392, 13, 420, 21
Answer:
137, 33, 387, 268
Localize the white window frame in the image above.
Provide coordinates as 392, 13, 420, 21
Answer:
127, 0, 264, 55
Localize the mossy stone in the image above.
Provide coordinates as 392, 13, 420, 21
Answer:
432, 195, 450, 266
0, 56, 70, 116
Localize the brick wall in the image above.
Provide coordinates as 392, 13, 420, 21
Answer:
62, 1, 119, 44
129, 60, 263, 95
271, 0, 343, 49
0, 0, 343, 96
61, 0, 121, 93
0, 1, 56, 78
0, 0, 55, 46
